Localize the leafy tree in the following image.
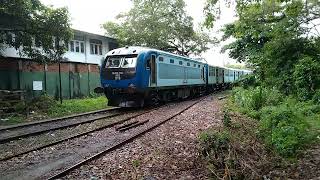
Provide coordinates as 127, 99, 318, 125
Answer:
103, 0, 215, 56
204, 0, 320, 98
0, 0, 72, 62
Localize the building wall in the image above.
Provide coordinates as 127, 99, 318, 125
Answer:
63, 30, 116, 65
0, 58, 101, 100
0, 29, 118, 99
1, 29, 117, 66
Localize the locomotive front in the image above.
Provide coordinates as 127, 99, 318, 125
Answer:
100, 47, 149, 107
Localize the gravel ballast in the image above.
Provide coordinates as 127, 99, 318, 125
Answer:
0, 98, 205, 180
63, 94, 224, 179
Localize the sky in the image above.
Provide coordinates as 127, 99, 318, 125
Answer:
40, 0, 238, 66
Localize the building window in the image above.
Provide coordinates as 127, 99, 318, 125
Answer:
170, 59, 174, 63
90, 39, 103, 55
69, 40, 84, 53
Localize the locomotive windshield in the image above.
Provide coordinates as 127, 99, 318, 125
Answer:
105, 55, 137, 68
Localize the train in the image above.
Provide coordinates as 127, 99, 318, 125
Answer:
99, 46, 251, 107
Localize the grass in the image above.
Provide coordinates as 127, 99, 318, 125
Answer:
46, 96, 109, 118
0, 95, 109, 126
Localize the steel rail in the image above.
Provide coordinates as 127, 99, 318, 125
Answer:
0, 108, 123, 143
0, 107, 120, 131
47, 95, 209, 180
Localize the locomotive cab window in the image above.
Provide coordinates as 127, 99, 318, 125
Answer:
105, 55, 138, 68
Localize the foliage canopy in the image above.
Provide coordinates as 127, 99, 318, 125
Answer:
0, 0, 72, 62
204, 0, 320, 99
103, 0, 215, 56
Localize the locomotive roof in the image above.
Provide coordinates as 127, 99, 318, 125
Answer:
106, 46, 206, 63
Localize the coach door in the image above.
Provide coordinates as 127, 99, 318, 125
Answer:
150, 55, 157, 86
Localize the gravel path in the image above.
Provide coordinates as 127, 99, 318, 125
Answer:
63, 94, 224, 179
0, 99, 202, 180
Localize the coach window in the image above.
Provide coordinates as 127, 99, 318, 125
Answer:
187, 62, 190, 66
179, 61, 183, 65
198, 65, 200, 68
170, 59, 174, 64
193, 63, 196, 67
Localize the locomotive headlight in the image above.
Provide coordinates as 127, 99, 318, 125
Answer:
128, 83, 136, 88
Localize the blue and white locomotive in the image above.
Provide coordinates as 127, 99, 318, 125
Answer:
100, 46, 249, 107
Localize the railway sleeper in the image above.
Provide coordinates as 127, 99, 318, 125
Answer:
118, 120, 150, 132
115, 121, 140, 131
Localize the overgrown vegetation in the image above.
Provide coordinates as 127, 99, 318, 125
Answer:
0, 95, 108, 126
199, 109, 283, 179
230, 83, 319, 158
200, 1, 320, 175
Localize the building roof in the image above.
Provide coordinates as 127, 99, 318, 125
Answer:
72, 29, 116, 41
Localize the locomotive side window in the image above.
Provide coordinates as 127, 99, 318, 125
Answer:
179, 61, 183, 65
187, 62, 190, 66
159, 57, 164, 62
194, 63, 196, 67
146, 59, 151, 69
170, 59, 174, 64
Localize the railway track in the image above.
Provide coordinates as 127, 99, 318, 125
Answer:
0, 107, 158, 161
0, 107, 123, 143
0, 95, 209, 180
49, 95, 207, 180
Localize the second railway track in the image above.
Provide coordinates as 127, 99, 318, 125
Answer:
0, 107, 124, 143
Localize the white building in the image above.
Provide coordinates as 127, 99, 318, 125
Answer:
2, 29, 118, 65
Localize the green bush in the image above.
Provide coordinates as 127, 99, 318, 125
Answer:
312, 89, 320, 104
223, 110, 232, 127
230, 87, 318, 158
231, 86, 283, 118
238, 74, 258, 89
199, 130, 230, 158
30, 95, 57, 112
293, 56, 320, 101
259, 103, 311, 157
